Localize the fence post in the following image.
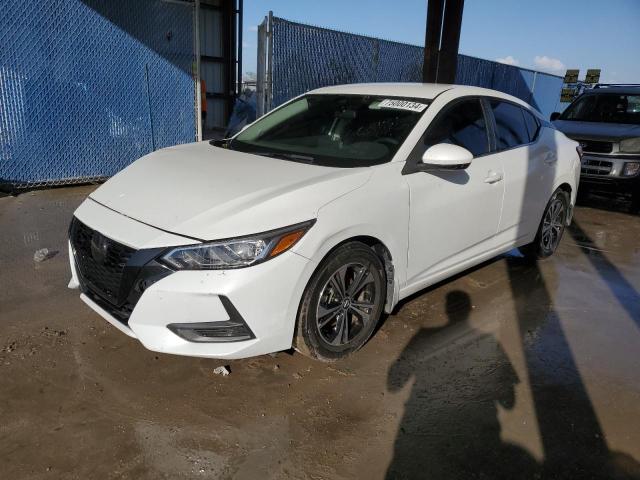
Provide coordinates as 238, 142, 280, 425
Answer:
256, 19, 265, 117
145, 64, 156, 151
530, 71, 538, 106
256, 12, 273, 117
194, 0, 202, 141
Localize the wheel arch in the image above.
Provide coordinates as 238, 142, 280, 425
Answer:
556, 182, 574, 224
300, 234, 399, 314
325, 235, 396, 313
558, 182, 573, 195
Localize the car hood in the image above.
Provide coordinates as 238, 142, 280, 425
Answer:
89, 142, 372, 240
553, 120, 640, 141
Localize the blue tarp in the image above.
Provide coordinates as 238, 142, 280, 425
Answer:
226, 91, 257, 137
0, 0, 195, 188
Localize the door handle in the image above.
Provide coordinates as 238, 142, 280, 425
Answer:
484, 170, 503, 184
543, 152, 557, 165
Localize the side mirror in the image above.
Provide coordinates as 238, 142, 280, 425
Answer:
420, 144, 473, 170
550, 112, 561, 121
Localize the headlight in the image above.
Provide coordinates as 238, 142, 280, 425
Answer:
622, 162, 640, 177
159, 220, 315, 270
620, 137, 640, 153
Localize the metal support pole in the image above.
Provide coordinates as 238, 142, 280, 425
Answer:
194, 0, 202, 141
422, 0, 464, 84
423, 0, 444, 83
438, 0, 464, 84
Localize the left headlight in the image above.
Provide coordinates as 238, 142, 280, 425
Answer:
159, 220, 315, 270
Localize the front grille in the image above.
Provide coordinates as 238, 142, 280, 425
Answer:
579, 140, 613, 154
84, 288, 135, 323
581, 159, 613, 176
69, 218, 135, 305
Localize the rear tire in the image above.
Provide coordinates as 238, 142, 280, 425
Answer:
294, 242, 386, 361
521, 189, 570, 260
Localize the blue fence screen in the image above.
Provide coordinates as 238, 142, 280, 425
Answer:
0, 0, 196, 188
266, 17, 562, 118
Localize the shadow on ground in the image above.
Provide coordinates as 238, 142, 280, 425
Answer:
385, 122, 640, 479
386, 289, 540, 479
1, 186, 639, 479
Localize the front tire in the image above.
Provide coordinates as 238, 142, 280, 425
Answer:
295, 242, 386, 361
522, 189, 570, 259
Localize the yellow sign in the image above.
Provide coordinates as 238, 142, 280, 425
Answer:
563, 69, 579, 84
561, 88, 577, 103
585, 69, 601, 84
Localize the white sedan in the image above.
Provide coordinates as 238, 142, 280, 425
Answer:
68, 83, 581, 361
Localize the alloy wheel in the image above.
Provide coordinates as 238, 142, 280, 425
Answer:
541, 197, 566, 252
316, 262, 377, 346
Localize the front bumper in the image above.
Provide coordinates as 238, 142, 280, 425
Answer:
580, 154, 640, 194
69, 202, 314, 359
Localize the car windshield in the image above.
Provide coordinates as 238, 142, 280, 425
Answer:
560, 93, 640, 124
228, 94, 429, 167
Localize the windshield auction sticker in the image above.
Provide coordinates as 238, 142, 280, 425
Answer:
378, 99, 428, 112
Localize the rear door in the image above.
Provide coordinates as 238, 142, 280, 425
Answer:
485, 99, 555, 244
404, 97, 505, 288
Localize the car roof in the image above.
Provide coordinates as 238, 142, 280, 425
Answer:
583, 86, 640, 95
309, 82, 536, 112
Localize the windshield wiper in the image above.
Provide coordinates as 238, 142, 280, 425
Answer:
251, 151, 316, 164
209, 138, 231, 148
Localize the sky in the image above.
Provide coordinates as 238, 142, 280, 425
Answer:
240, 0, 640, 84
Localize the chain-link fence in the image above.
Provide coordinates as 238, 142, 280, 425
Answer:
0, 0, 196, 190
257, 15, 563, 118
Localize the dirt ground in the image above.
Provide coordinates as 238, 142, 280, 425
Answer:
1, 186, 639, 480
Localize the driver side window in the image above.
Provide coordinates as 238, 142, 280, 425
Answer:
423, 99, 490, 157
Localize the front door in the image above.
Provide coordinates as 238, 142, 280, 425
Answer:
405, 97, 504, 288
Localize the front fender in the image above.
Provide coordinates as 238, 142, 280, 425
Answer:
291, 163, 409, 311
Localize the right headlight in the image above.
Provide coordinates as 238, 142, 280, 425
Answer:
619, 137, 640, 153
159, 220, 315, 270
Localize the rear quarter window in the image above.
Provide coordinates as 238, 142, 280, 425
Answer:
522, 109, 541, 142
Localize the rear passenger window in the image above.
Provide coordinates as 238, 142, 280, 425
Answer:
490, 101, 529, 150
522, 109, 540, 142
423, 99, 489, 157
